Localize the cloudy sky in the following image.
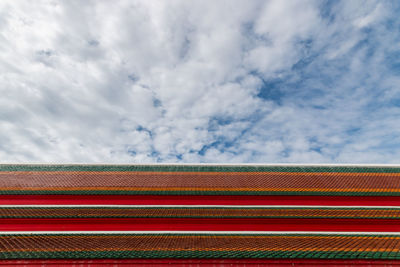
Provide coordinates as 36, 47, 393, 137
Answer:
1, 0, 400, 163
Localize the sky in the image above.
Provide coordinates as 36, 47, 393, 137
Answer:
0, 0, 400, 163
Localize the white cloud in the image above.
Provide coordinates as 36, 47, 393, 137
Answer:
0, 0, 399, 163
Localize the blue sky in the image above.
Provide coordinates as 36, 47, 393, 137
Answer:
0, 0, 400, 163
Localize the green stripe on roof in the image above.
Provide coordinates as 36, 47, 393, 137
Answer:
0, 250, 399, 260
1, 164, 400, 173
0, 233, 400, 259
2, 233, 399, 237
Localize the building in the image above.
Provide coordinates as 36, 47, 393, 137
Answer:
0, 164, 400, 266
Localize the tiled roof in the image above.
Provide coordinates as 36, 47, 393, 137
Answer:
0, 164, 400, 195
0, 164, 400, 264
1, 206, 400, 219
0, 233, 400, 260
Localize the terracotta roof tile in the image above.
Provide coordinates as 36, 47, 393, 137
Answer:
1, 233, 400, 259
0, 165, 399, 195
1, 207, 400, 219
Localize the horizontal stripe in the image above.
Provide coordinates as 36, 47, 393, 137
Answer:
2, 205, 400, 208
0, 250, 398, 260
0, 206, 400, 219
1, 233, 400, 259
1, 231, 400, 235
0, 190, 400, 197
2, 246, 399, 253
2, 171, 400, 176
1, 171, 400, 196
1, 186, 399, 192
1, 218, 400, 231
1, 164, 400, 173
1, 259, 399, 265
1, 234, 400, 242
1, 194, 399, 206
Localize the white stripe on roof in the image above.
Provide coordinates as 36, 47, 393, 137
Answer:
0, 231, 400, 235
0, 205, 400, 208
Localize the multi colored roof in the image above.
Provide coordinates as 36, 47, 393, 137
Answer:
0, 164, 400, 265
2, 206, 400, 219
1, 233, 400, 260
1, 164, 400, 195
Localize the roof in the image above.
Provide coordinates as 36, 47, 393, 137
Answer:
0, 164, 400, 195
0, 164, 400, 264
0, 233, 400, 260
0, 206, 400, 219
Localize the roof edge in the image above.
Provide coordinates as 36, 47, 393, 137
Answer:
0, 163, 400, 167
